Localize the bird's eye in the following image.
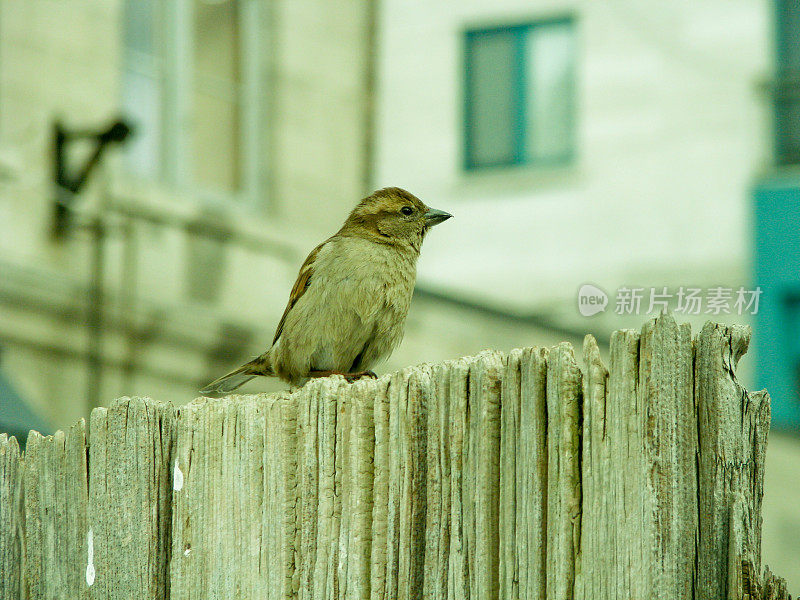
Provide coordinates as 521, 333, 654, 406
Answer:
400, 206, 413, 216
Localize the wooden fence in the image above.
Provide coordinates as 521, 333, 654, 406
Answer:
0, 315, 793, 599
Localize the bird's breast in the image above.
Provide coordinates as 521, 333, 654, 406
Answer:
318, 238, 417, 315
270, 237, 418, 380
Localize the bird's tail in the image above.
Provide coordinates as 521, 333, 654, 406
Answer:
199, 355, 273, 396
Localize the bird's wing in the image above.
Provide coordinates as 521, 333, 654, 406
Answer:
272, 239, 327, 345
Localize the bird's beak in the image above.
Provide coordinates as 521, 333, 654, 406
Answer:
424, 208, 453, 227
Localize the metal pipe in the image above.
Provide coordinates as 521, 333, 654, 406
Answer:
86, 217, 105, 411
119, 216, 138, 392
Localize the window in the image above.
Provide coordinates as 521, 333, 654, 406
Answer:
122, 0, 262, 200
192, 0, 242, 192
122, 0, 162, 181
463, 18, 576, 171
774, 0, 800, 165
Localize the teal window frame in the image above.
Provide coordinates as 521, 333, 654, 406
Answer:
463, 17, 577, 171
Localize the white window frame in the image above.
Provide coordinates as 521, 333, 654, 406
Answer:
123, 0, 268, 210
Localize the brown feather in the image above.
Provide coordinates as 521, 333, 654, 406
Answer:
272, 241, 325, 344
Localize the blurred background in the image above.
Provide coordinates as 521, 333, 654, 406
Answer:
0, 0, 798, 587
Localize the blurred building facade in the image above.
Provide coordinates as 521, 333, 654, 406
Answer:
0, 0, 789, 431
375, 0, 770, 331
0, 0, 582, 431
0, 0, 376, 429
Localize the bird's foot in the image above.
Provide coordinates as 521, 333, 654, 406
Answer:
344, 370, 377, 383
309, 370, 377, 383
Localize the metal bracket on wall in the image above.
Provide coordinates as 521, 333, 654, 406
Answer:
52, 118, 133, 238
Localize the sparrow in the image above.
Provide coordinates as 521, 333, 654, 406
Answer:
200, 187, 452, 394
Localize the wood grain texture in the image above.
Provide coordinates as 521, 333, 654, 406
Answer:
307, 378, 343, 600
23, 421, 89, 600
444, 358, 471, 600
373, 369, 409, 600
546, 342, 582, 600
500, 347, 548, 600
88, 397, 175, 600
696, 322, 771, 600
369, 375, 391, 600
400, 367, 433, 599
169, 392, 296, 600
638, 315, 696, 599
576, 334, 610, 600
2, 317, 793, 600
422, 361, 449, 600
468, 351, 504, 600
341, 376, 377, 600
758, 566, 793, 600
372, 365, 431, 600
603, 326, 644, 599
499, 349, 523, 600
0, 433, 24, 600
296, 378, 342, 600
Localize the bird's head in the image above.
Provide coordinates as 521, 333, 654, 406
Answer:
340, 187, 452, 250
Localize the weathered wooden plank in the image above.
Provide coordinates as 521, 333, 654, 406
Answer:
294, 376, 372, 600
88, 397, 175, 600
696, 322, 771, 600
638, 314, 696, 599
371, 366, 431, 600
374, 369, 406, 600
341, 378, 377, 600
306, 378, 347, 599
500, 350, 522, 600
576, 335, 609, 600
579, 315, 696, 600
169, 392, 296, 600
398, 367, 433, 599
466, 351, 503, 600
500, 346, 548, 600
727, 493, 754, 600
369, 376, 392, 600
0, 433, 24, 600
600, 327, 642, 599
422, 360, 454, 600
295, 380, 325, 600
545, 342, 582, 600
517, 347, 549, 600
23, 421, 89, 600
385, 371, 404, 600
320, 375, 380, 600
332, 380, 351, 600
445, 358, 471, 600
270, 391, 300, 600
726, 493, 792, 600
